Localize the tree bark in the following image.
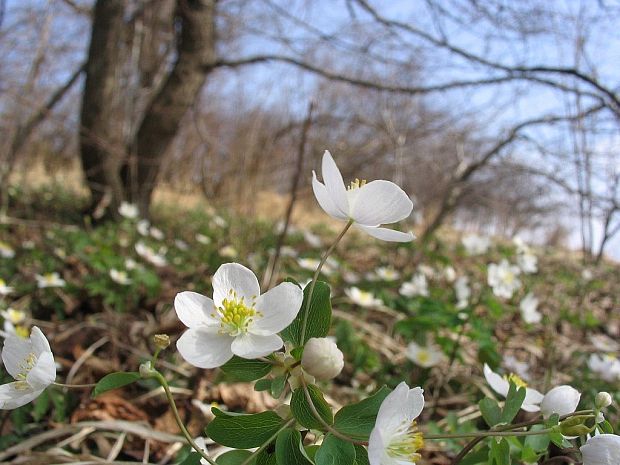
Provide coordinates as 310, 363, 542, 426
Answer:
126, 0, 217, 214
79, 0, 127, 217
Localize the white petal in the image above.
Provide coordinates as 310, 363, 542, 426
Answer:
521, 402, 541, 413
231, 333, 283, 359
1, 334, 32, 379
176, 327, 234, 369
484, 364, 510, 397
580, 434, 620, 465
524, 387, 544, 406
368, 426, 386, 465
375, 382, 424, 436
30, 326, 52, 356
175, 292, 218, 328
212, 263, 260, 308
356, 224, 415, 242
350, 180, 413, 226
540, 385, 580, 417
0, 382, 45, 409
321, 151, 350, 217
27, 351, 56, 389
312, 172, 348, 221
252, 282, 304, 335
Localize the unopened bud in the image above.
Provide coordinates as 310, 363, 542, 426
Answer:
595, 391, 612, 409
153, 334, 170, 350
301, 337, 344, 381
139, 361, 154, 378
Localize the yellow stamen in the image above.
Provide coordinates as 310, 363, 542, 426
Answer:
387, 420, 424, 461
213, 290, 261, 336
416, 350, 430, 365
505, 373, 528, 389
15, 325, 30, 339
349, 178, 367, 190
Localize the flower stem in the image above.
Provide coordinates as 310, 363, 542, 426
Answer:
53, 381, 97, 388
147, 370, 217, 465
426, 428, 553, 440
239, 418, 296, 465
300, 220, 353, 343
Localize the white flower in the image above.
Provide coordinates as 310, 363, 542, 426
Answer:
345, 287, 382, 307
312, 150, 414, 242
196, 233, 211, 245
376, 267, 400, 281
342, 271, 360, 284
36, 272, 66, 289
219, 245, 238, 258
211, 215, 227, 228
454, 276, 470, 309
483, 364, 544, 412
588, 354, 620, 383
581, 268, 594, 282
301, 337, 344, 380
279, 246, 297, 258
399, 274, 429, 298
175, 263, 303, 368
150, 227, 164, 240
517, 252, 538, 274
135, 241, 167, 267
175, 239, 189, 251
0, 278, 14, 296
137, 219, 151, 236
303, 230, 323, 248
417, 264, 436, 278
118, 201, 139, 219
487, 260, 521, 299
21, 240, 35, 250
1, 308, 26, 326
540, 385, 581, 417
298, 257, 320, 271
580, 434, 620, 465
503, 355, 530, 381
368, 382, 425, 465
406, 342, 444, 368
125, 258, 139, 270
0, 326, 56, 409
595, 392, 613, 409
0, 241, 15, 259
519, 293, 542, 324
109, 269, 131, 285
462, 234, 490, 255
589, 334, 619, 352
443, 266, 456, 283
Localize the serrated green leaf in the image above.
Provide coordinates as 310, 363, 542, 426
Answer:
501, 384, 526, 424
282, 281, 331, 345
479, 398, 502, 428
315, 434, 355, 465
275, 428, 313, 465
206, 410, 286, 449
221, 356, 272, 382
333, 386, 390, 440
216, 450, 255, 464
290, 384, 333, 430
92, 372, 141, 397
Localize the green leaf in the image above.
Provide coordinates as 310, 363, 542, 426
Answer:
282, 281, 331, 345
216, 450, 255, 464
488, 438, 510, 465
290, 384, 333, 430
179, 452, 203, 465
523, 425, 550, 452
353, 445, 369, 465
221, 356, 272, 382
599, 420, 614, 434
206, 410, 287, 449
270, 375, 287, 398
333, 386, 391, 440
275, 428, 313, 465
501, 384, 526, 424
255, 379, 272, 392
315, 434, 356, 465
256, 450, 277, 465
479, 398, 502, 428
458, 446, 489, 465
92, 372, 141, 398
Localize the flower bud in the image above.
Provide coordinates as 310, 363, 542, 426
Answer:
595, 391, 613, 409
301, 337, 344, 381
153, 334, 170, 350
139, 361, 154, 378
541, 385, 581, 417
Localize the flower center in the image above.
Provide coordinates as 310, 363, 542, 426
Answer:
387, 420, 424, 462
14, 352, 37, 388
4, 308, 25, 324
416, 350, 430, 364
504, 373, 528, 389
15, 325, 30, 338
215, 290, 261, 336
348, 178, 367, 190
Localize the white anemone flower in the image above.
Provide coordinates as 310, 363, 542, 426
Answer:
196, 233, 211, 245
0, 278, 14, 296
345, 287, 382, 308
503, 355, 531, 382
517, 252, 538, 274
580, 434, 620, 465
540, 385, 581, 417
137, 219, 150, 236
35, 272, 66, 289
454, 276, 471, 309
519, 293, 542, 324
483, 364, 544, 412
0, 326, 56, 409
135, 241, 167, 267
303, 230, 323, 248
118, 201, 139, 219
589, 334, 619, 352
406, 342, 444, 368
368, 382, 425, 465
581, 268, 594, 282
219, 245, 238, 258
399, 274, 429, 298
175, 263, 303, 368
312, 150, 414, 242
588, 354, 620, 383
487, 260, 521, 299
376, 267, 400, 281
443, 266, 456, 283
462, 234, 490, 255
109, 269, 132, 285
0, 241, 15, 259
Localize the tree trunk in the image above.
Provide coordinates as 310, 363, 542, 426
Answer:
79, 0, 127, 218
126, 0, 217, 214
